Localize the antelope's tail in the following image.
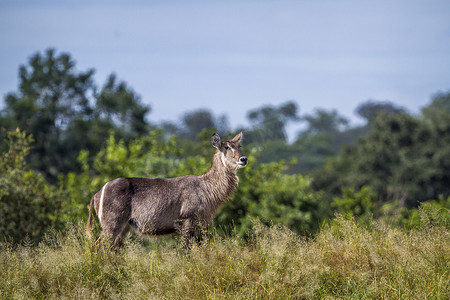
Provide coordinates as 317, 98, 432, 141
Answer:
86, 196, 95, 238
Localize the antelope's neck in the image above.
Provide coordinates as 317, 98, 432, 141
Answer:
202, 151, 239, 205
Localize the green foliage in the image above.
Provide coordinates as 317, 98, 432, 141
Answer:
288, 108, 365, 173
0, 49, 152, 180
355, 100, 406, 124
2, 49, 450, 248
0, 129, 62, 243
422, 90, 450, 117
218, 159, 325, 235
416, 196, 450, 229
400, 195, 450, 230
290, 133, 337, 172
1, 49, 96, 178
332, 186, 376, 225
312, 99, 450, 208
96, 73, 151, 138
245, 101, 299, 144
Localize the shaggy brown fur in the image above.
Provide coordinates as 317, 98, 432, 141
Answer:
86, 132, 247, 250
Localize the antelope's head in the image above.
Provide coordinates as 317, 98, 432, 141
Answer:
211, 132, 248, 170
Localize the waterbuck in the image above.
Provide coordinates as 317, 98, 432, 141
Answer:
86, 132, 247, 249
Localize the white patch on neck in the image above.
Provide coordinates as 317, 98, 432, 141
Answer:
98, 181, 109, 223
220, 152, 227, 167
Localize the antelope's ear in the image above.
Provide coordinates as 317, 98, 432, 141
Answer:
231, 131, 242, 143
211, 133, 222, 148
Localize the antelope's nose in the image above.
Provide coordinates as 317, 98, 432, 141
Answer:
239, 156, 248, 166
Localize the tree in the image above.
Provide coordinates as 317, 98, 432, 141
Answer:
355, 100, 406, 124
96, 74, 151, 139
0, 49, 152, 179
288, 109, 350, 173
1, 49, 95, 178
179, 109, 229, 140
241, 101, 300, 166
246, 101, 299, 144
422, 90, 450, 118
302, 109, 349, 136
181, 110, 216, 140
0, 130, 62, 243
312, 98, 450, 208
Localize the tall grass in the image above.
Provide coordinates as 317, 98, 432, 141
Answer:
1, 212, 449, 299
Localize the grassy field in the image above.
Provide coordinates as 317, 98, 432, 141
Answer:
1, 215, 449, 299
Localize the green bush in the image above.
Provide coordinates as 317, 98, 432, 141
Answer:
0, 130, 62, 243
332, 186, 377, 225
403, 195, 450, 230
216, 159, 326, 236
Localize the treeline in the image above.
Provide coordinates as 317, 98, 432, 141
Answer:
1, 49, 449, 243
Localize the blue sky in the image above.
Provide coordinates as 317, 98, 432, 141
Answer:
1, 0, 449, 136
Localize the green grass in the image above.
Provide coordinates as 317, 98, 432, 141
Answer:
1, 216, 449, 299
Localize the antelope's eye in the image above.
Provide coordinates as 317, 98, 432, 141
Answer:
224, 145, 230, 150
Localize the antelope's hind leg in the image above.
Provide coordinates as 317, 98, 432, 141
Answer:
99, 219, 131, 251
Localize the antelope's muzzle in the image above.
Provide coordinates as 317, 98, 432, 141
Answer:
238, 156, 248, 167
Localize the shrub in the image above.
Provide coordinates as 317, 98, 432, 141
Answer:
0, 130, 62, 243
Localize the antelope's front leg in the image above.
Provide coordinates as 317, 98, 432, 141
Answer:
181, 219, 195, 250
